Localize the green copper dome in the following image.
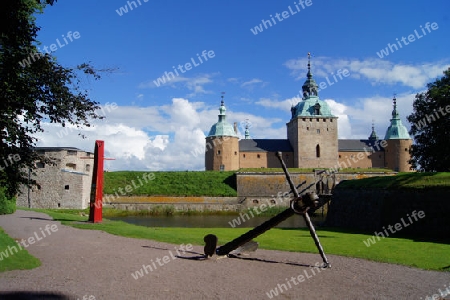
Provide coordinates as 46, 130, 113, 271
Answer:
207, 100, 238, 137
384, 97, 411, 140
291, 53, 335, 118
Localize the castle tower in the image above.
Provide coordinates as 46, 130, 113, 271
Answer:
368, 120, 379, 141
287, 53, 338, 168
384, 96, 413, 172
205, 97, 239, 171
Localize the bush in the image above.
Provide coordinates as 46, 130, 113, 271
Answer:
0, 187, 16, 215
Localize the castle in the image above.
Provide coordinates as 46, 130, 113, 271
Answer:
205, 56, 413, 172
16, 147, 94, 209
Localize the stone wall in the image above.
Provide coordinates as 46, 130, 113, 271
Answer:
16, 148, 94, 209
236, 171, 395, 208
326, 187, 450, 237
104, 196, 241, 212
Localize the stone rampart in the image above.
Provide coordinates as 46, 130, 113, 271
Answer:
326, 187, 450, 237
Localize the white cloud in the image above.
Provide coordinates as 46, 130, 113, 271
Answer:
284, 56, 450, 89
34, 98, 213, 171
256, 97, 299, 111
324, 99, 352, 139
241, 78, 263, 87
138, 73, 217, 96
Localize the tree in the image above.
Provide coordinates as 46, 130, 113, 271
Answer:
407, 68, 450, 172
0, 0, 104, 205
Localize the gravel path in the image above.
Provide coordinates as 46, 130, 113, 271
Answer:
0, 210, 449, 300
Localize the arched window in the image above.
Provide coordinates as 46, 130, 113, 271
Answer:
316, 144, 320, 158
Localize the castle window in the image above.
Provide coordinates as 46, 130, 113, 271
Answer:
339, 155, 341, 158
234, 151, 237, 155
64, 185, 69, 190
257, 154, 261, 158
323, 119, 326, 122
302, 118, 306, 121
85, 164, 91, 172
330, 119, 333, 122
217, 150, 221, 155
316, 118, 319, 122
317, 129, 320, 134
314, 103, 321, 115
66, 163, 76, 170
310, 118, 312, 122
405, 148, 408, 151
316, 145, 320, 158
307, 127, 309, 131
243, 154, 246, 158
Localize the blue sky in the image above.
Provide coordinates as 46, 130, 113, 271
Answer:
33, 0, 450, 171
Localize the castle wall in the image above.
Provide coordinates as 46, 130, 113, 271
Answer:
16, 149, 94, 209
326, 187, 450, 237
239, 151, 294, 168
236, 171, 394, 208
338, 151, 385, 169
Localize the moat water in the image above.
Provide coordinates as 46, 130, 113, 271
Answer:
110, 213, 326, 228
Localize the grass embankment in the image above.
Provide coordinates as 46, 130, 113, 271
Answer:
0, 227, 41, 272
104, 171, 237, 196
337, 172, 450, 189
29, 208, 450, 272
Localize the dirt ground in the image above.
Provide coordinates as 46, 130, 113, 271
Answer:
0, 210, 449, 300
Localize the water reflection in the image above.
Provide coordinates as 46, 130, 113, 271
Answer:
110, 214, 326, 228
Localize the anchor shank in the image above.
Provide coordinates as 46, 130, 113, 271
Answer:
275, 152, 330, 267
216, 207, 294, 256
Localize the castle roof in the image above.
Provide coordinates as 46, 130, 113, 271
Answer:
290, 53, 335, 118
239, 139, 293, 152
207, 99, 238, 138
384, 97, 411, 140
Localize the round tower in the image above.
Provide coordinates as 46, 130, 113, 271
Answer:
205, 97, 239, 171
384, 97, 413, 172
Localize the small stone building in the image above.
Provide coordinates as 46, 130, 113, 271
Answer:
205, 55, 413, 172
16, 147, 94, 209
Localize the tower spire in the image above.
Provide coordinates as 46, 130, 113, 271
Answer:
392, 94, 399, 119
219, 92, 226, 120
368, 119, 378, 141
302, 52, 318, 99
307, 52, 312, 79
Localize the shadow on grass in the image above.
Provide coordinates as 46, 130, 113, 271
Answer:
277, 226, 450, 245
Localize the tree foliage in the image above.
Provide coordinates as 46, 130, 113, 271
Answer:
0, 0, 103, 199
407, 68, 450, 172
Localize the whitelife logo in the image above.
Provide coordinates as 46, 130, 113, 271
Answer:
0, 224, 58, 261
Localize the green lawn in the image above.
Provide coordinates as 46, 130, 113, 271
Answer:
32, 208, 450, 272
0, 227, 41, 272
104, 171, 237, 196
337, 172, 450, 189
